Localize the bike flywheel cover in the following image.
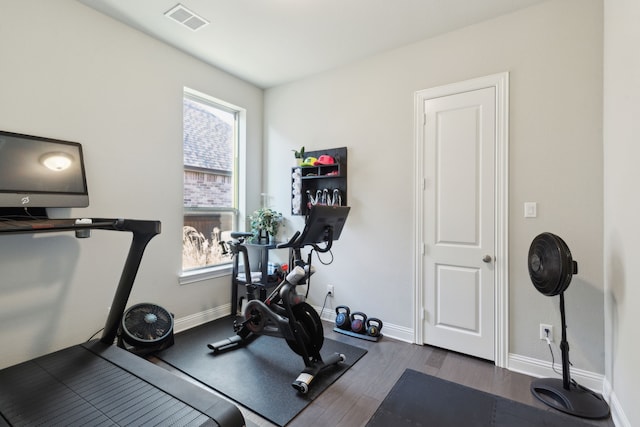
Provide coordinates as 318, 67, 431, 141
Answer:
286, 302, 324, 356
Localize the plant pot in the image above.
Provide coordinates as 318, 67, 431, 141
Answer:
257, 229, 269, 244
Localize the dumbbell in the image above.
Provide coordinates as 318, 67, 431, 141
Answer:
366, 318, 383, 337
335, 306, 351, 331
350, 312, 368, 334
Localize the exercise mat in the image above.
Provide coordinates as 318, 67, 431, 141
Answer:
367, 369, 602, 427
156, 316, 367, 426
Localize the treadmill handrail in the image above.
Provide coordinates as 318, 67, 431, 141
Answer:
97, 219, 162, 343
0, 217, 162, 345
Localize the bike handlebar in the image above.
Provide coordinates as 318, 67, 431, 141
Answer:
276, 227, 335, 253
314, 227, 333, 253
276, 231, 301, 249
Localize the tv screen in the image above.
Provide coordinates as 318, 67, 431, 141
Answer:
300, 205, 350, 245
0, 130, 89, 212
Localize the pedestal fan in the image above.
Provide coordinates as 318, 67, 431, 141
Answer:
527, 232, 609, 419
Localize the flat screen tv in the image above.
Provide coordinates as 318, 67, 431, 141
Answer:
0, 130, 89, 217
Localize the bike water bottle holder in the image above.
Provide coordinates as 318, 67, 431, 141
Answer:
286, 265, 306, 285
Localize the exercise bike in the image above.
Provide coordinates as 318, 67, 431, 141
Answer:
208, 205, 350, 394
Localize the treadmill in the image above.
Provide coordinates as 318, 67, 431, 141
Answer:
0, 218, 244, 426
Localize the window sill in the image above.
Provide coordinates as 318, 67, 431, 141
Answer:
179, 264, 232, 285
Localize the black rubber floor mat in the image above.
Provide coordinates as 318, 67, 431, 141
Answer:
366, 369, 605, 427
156, 316, 368, 426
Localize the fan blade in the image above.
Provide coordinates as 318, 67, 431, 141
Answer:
122, 303, 174, 346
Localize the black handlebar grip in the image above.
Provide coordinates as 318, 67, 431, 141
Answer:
277, 231, 301, 249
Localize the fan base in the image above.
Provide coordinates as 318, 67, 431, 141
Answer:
531, 378, 610, 419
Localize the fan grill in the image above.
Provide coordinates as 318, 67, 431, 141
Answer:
528, 232, 575, 296
122, 303, 173, 346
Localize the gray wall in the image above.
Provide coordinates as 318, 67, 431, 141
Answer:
265, 0, 605, 374
0, 0, 263, 369
603, 0, 640, 425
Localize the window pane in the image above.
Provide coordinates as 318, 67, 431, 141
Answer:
182, 211, 235, 271
183, 92, 238, 271
184, 169, 232, 208
183, 97, 236, 209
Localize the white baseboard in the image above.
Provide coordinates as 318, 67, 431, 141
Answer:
508, 353, 605, 394
173, 304, 230, 333
173, 304, 416, 343
508, 354, 631, 425
603, 378, 630, 427
317, 306, 414, 343
176, 307, 607, 391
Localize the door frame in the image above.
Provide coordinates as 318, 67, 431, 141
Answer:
413, 72, 509, 368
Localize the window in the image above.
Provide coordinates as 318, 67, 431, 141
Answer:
182, 89, 240, 274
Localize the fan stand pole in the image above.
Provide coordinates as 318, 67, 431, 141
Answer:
559, 292, 571, 390
530, 292, 610, 419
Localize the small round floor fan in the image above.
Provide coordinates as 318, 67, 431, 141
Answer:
118, 303, 175, 355
528, 233, 609, 419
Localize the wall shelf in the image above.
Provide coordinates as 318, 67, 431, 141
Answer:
291, 146, 347, 216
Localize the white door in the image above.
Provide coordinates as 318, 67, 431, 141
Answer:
422, 86, 496, 361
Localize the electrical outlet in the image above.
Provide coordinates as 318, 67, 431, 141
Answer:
327, 284, 334, 297
539, 323, 553, 342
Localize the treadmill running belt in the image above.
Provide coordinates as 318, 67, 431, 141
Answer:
0, 345, 216, 426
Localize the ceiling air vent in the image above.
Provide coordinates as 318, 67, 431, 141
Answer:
164, 4, 209, 31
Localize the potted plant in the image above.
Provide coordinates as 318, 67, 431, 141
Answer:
292, 146, 305, 166
249, 208, 283, 243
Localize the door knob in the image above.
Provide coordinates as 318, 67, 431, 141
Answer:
482, 255, 493, 263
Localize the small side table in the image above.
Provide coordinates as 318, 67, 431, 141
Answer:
231, 242, 284, 315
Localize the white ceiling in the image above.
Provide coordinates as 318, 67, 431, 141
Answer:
78, 0, 548, 88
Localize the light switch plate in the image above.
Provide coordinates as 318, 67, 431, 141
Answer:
524, 202, 537, 218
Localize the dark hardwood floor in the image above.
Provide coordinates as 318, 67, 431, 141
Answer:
153, 321, 615, 427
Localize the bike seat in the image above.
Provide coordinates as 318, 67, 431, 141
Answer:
230, 231, 255, 239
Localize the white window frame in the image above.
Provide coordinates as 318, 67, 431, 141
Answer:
179, 87, 247, 284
